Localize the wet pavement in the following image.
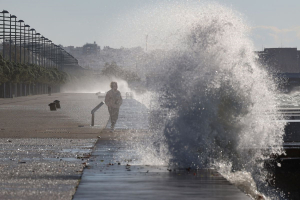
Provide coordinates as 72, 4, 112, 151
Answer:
0, 93, 109, 138
74, 139, 250, 200
0, 95, 251, 199
0, 138, 96, 200
105, 99, 149, 130
0, 93, 110, 199
74, 99, 250, 200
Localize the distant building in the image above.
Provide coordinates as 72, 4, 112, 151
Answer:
83, 42, 100, 56
64, 45, 74, 53
64, 42, 100, 57
256, 48, 300, 73
62, 43, 144, 70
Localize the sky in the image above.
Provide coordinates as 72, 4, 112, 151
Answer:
1, 0, 300, 51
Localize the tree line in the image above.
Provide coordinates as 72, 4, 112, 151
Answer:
0, 54, 68, 86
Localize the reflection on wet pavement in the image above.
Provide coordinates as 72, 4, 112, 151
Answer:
74, 140, 250, 200
0, 138, 96, 199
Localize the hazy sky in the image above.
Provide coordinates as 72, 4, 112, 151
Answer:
1, 0, 300, 51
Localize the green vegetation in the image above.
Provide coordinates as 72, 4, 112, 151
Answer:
101, 62, 140, 82
0, 54, 68, 85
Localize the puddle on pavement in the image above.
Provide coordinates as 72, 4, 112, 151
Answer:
60, 149, 91, 153
44, 157, 81, 162
1, 157, 82, 162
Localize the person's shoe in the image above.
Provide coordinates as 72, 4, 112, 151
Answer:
111, 122, 115, 128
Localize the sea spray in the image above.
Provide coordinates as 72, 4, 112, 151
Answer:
115, 2, 286, 199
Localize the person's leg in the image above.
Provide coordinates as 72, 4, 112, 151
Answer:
110, 108, 120, 129
114, 108, 119, 122
108, 107, 114, 128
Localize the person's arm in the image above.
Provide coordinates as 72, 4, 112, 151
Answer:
118, 92, 123, 106
105, 91, 111, 107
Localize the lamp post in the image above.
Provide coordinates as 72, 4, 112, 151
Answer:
54, 44, 58, 68
44, 38, 49, 67
13, 15, 17, 62
8, 14, 16, 98
29, 28, 35, 64
58, 46, 63, 69
0, 10, 9, 59
41, 36, 46, 67
61, 47, 65, 69
49, 40, 53, 67
9, 14, 16, 62
24, 24, 30, 63
34, 32, 40, 65
44, 37, 49, 67
18, 20, 24, 63
35, 32, 40, 65
0, 10, 9, 98
46, 39, 52, 67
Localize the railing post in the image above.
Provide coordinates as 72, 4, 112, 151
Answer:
91, 101, 104, 126
91, 113, 95, 126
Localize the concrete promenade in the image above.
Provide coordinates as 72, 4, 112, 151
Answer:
0, 93, 250, 199
74, 99, 250, 200
0, 93, 109, 138
0, 93, 109, 199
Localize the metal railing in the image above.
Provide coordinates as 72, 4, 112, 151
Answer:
91, 101, 104, 126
